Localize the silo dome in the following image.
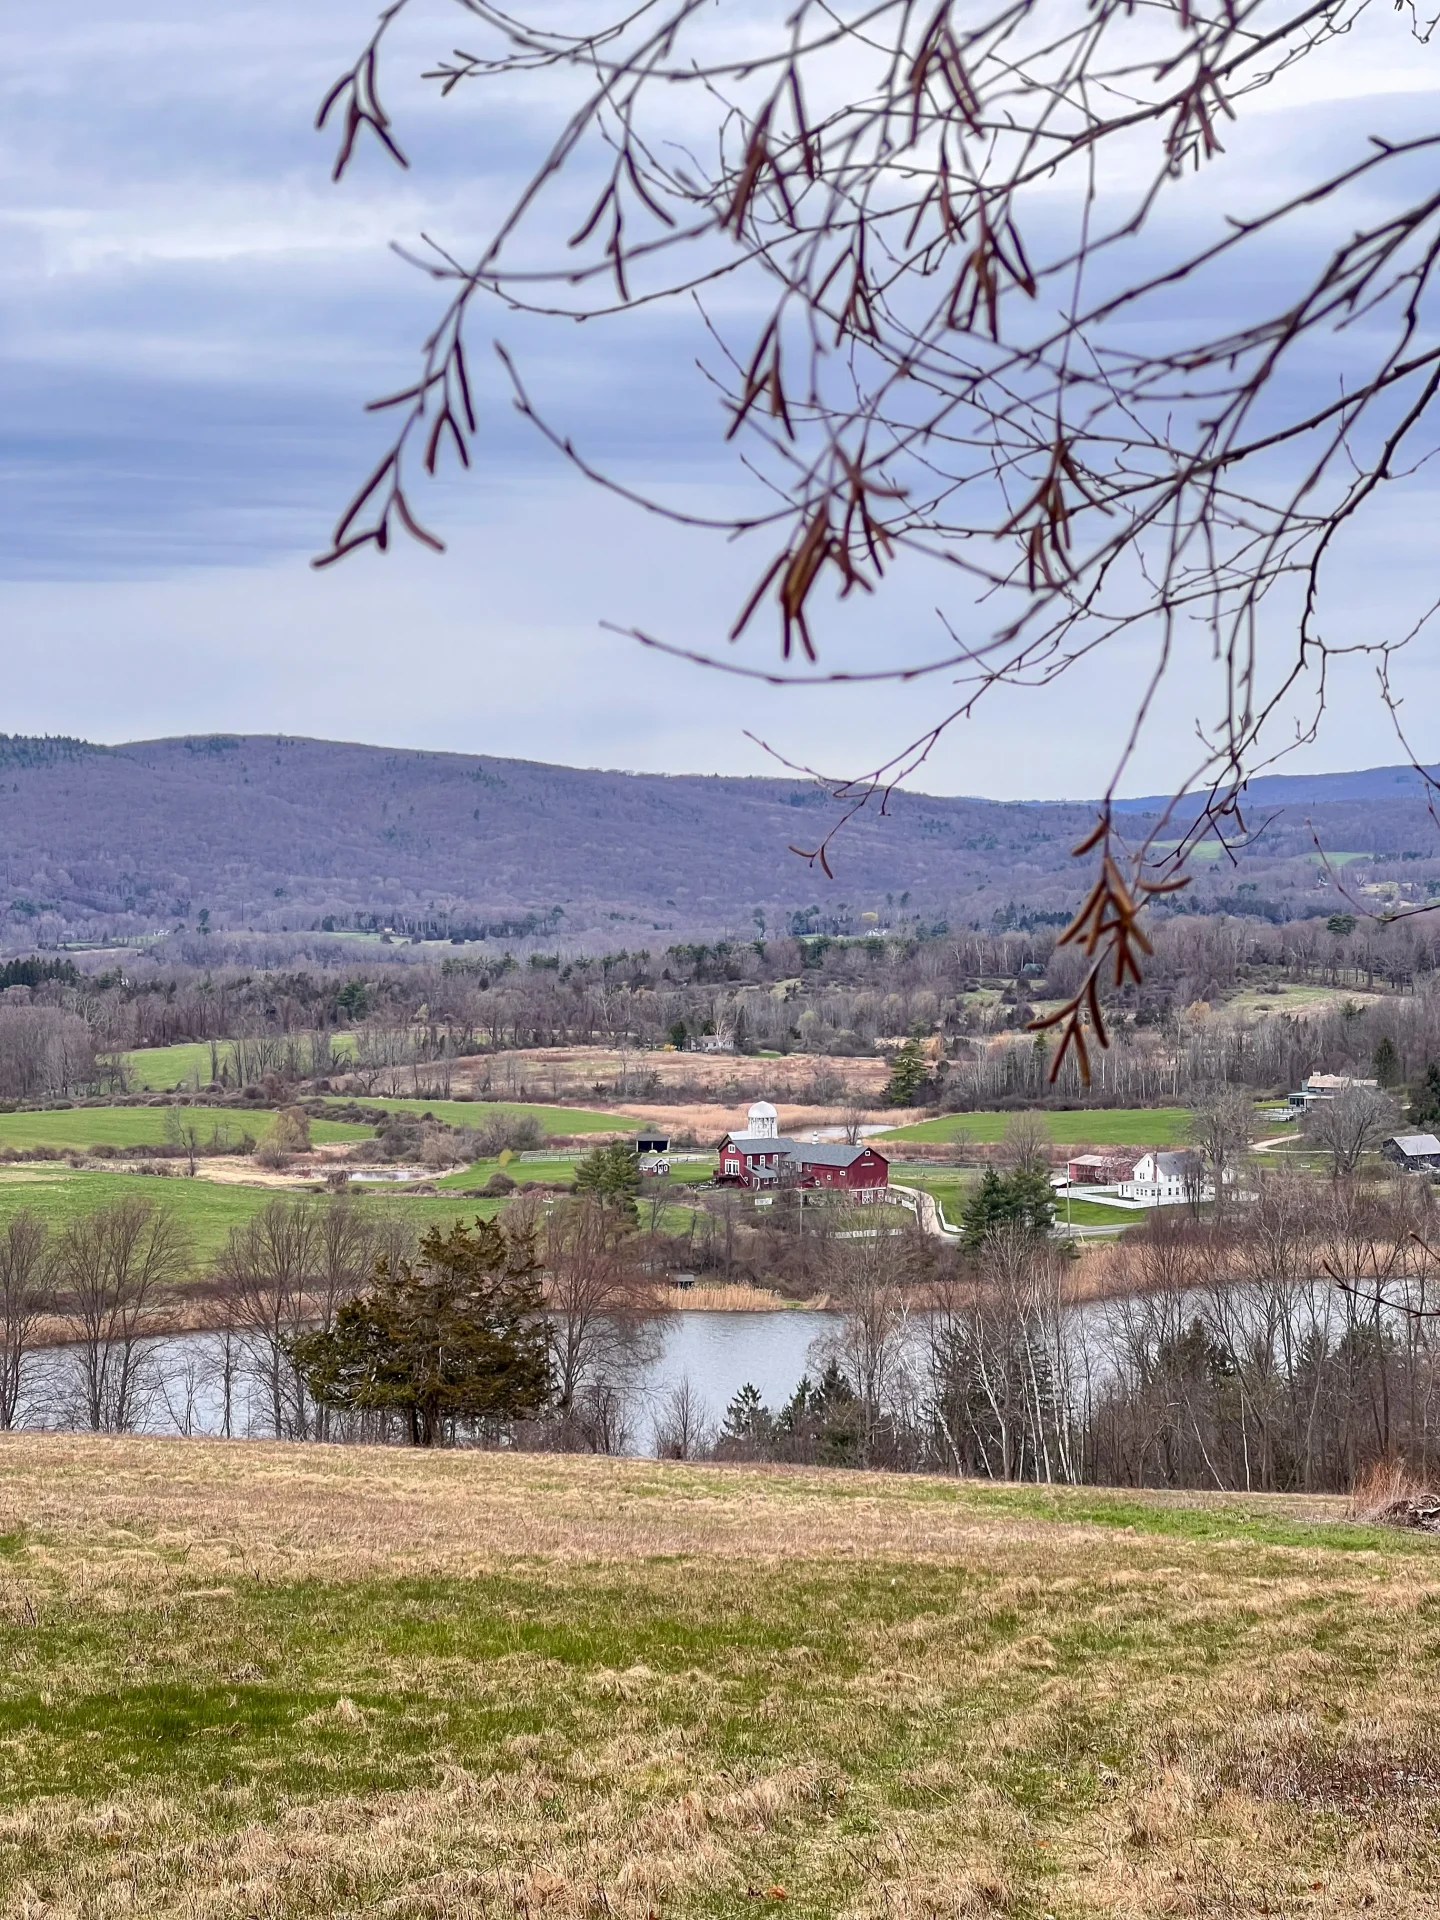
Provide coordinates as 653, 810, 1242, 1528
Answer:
747, 1100, 779, 1139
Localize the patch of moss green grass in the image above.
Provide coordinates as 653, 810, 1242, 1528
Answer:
118, 1037, 359, 1091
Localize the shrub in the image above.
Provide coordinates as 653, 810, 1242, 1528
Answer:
474, 1112, 545, 1156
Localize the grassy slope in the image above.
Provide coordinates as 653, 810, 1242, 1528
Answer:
0, 1171, 502, 1260
0, 1107, 369, 1152
882, 1106, 1194, 1146
0, 1439, 1434, 1919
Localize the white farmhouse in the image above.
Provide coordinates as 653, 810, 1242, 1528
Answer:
1119, 1150, 1207, 1207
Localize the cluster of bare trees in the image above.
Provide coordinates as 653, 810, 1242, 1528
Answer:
0, 1199, 189, 1431
708, 1175, 1440, 1492
0, 1007, 96, 1102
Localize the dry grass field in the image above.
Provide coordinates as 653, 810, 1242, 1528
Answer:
0, 1441, 1437, 1918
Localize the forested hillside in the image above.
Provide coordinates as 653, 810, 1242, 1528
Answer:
1, 733, 1438, 951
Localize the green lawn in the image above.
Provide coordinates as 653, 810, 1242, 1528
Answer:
882, 1106, 1195, 1146
1058, 1197, 1140, 1228
0, 1440, 1429, 1920
891, 1165, 1135, 1235
0, 1106, 370, 1154
0, 1169, 503, 1262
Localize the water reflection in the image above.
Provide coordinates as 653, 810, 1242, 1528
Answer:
20, 1311, 844, 1454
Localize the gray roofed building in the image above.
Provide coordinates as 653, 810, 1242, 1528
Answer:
1382, 1133, 1440, 1170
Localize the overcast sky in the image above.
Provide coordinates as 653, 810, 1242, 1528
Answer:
3, 0, 1438, 800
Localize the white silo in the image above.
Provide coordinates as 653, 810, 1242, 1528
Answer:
746, 1099, 779, 1139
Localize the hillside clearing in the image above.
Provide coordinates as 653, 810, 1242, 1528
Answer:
0, 1438, 1433, 1918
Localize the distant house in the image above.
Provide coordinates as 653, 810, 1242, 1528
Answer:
715, 1100, 889, 1193
1382, 1133, 1440, 1172
1118, 1150, 1207, 1207
635, 1130, 671, 1156
1287, 1072, 1379, 1114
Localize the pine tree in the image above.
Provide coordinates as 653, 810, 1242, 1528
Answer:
573, 1142, 641, 1226
1411, 1063, 1440, 1132
885, 1038, 927, 1106
288, 1218, 551, 1445
1374, 1035, 1400, 1087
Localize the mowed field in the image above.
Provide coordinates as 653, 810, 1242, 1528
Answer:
0, 1439, 1435, 1919
882, 1106, 1194, 1146
0, 1107, 370, 1153
0, 1170, 503, 1260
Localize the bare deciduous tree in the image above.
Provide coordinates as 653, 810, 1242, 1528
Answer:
1305, 1084, 1400, 1177
1188, 1088, 1256, 1217
653, 1372, 711, 1460
214, 1198, 323, 1438
56, 1200, 191, 1433
317, 0, 1440, 1072
0, 1211, 51, 1430
998, 1111, 1050, 1178
814, 1229, 914, 1460
539, 1195, 669, 1418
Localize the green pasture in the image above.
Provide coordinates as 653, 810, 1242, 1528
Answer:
881, 1106, 1195, 1147
0, 1169, 503, 1262
118, 1035, 360, 1092
0, 1106, 370, 1154
313, 1097, 636, 1136
433, 1156, 579, 1190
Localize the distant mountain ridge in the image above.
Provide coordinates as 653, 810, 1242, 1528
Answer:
1112, 763, 1440, 811
0, 734, 1436, 950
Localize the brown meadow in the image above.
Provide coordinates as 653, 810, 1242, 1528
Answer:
0, 1438, 1436, 1917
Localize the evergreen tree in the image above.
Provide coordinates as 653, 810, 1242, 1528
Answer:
961, 1166, 1055, 1248
1374, 1035, 1400, 1087
1411, 1062, 1440, 1132
885, 1037, 927, 1106
573, 1142, 641, 1226
288, 1218, 551, 1446
721, 1381, 772, 1448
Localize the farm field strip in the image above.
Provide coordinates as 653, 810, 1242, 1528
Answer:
0, 1106, 371, 1152
0, 1168, 503, 1261
312, 1096, 639, 1134
881, 1105, 1195, 1145
0, 1437, 1430, 1920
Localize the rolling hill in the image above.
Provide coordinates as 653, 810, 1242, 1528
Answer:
1, 733, 1438, 949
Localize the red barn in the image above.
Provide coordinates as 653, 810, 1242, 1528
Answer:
715, 1131, 888, 1192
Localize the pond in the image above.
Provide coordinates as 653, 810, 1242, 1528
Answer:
22, 1311, 844, 1454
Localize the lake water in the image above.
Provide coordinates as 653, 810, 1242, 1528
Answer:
23, 1311, 843, 1454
